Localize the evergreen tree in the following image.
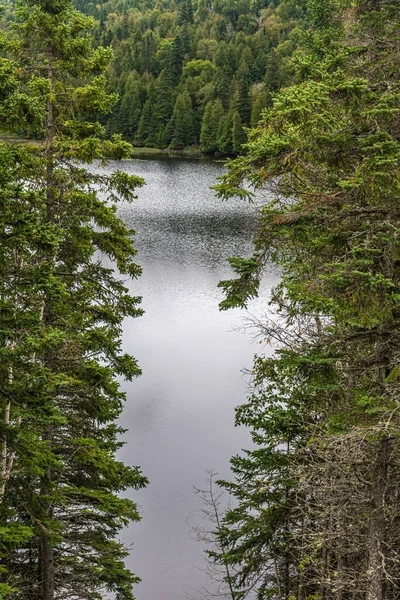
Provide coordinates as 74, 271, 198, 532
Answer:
118, 72, 142, 141
200, 98, 224, 153
250, 89, 266, 128
135, 80, 158, 146
177, 0, 194, 25
231, 110, 246, 154
217, 111, 234, 154
169, 88, 195, 148
212, 0, 400, 598
236, 70, 252, 126
0, 0, 148, 597
154, 68, 174, 147
264, 49, 281, 94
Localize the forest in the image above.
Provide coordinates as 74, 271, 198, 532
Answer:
2, 0, 307, 153
1, 0, 400, 598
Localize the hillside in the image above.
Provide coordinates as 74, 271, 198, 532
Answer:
78, 0, 307, 152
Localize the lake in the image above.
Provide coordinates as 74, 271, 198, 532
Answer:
98, 157, 278, 600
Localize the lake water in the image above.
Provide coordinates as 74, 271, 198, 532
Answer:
99, 158, 278, 600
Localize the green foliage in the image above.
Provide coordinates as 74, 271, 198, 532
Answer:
169, 88, 196, 148
232, 111, 247, 154
212, 0, 400, 598
0, 0, 148, 597
200, 98, 224, 153
79, 0, 308, 154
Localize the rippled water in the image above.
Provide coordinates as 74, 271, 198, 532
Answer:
98, 158, 278, 600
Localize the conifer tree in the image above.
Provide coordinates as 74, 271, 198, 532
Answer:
236, 71, 252, 126
118, 73, 142, 141
231, 111, 246, 154
0, 0, 148, 597
200, 99, 224, 153
135, 80, 158, 146
154, 68, 174, 147
212, 0, 400, 598
169, 88, 196, 148
217, 111, 234, 154
264, 49, 281, 95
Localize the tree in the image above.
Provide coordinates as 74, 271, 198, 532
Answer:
264, 49, 281, 96
231, 111, 246, 154
154, 68, 175, 147
200, 99, 224, 153
0, 0, 148, 596
217, 111, 234, 154
236, 71, 251, 126
135, 79, 158, 146
212, 0, 400, 598
177, 0, 194, 25
169, 88, 196, 148
118, 72, 143, 141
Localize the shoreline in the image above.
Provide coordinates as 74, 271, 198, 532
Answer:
0, 137, 228, 161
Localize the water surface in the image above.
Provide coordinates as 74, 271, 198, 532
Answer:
100, 158, 278, 600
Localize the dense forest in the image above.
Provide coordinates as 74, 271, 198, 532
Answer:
1, 0, 308, 153
87, 0, 307, 152
1, 0, 400, 598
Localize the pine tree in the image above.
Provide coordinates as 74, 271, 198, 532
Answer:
0, 0, 148, 597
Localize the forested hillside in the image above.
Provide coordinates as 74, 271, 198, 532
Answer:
76, 0, 307, 152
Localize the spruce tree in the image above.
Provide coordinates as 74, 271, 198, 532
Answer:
135, 80, 158, 147
169, 88, 196, 149
217, 111, 234, 155
212, 0, 400, 598
231, 111, 247, 154
0, 0, 148, 597
236, 71, 252, 127
118, 73, 142, 141
200, 99, 224, 153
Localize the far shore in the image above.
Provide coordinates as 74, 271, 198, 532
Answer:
1, 137, 227, 161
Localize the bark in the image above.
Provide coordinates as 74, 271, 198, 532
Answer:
41, 534, 55, 600
366, 438, 391, 600
0, 398, 11, 499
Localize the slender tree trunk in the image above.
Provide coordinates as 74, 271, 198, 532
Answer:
366, 438, 391, 600
39, 41, 56, 600
0, 398, 11, 499
41, 534, 55, 600
0, 249, 18, 501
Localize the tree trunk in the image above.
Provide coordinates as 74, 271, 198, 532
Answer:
39, 40, 56, 600
41, 535, 55, 600
366, 438, 391, 600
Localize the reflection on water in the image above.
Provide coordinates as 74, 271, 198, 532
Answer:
100, 158, 278, 600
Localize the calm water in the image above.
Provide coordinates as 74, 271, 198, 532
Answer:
98, 158, 278, 600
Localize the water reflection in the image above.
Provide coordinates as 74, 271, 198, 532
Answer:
100, 158, 278, 600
